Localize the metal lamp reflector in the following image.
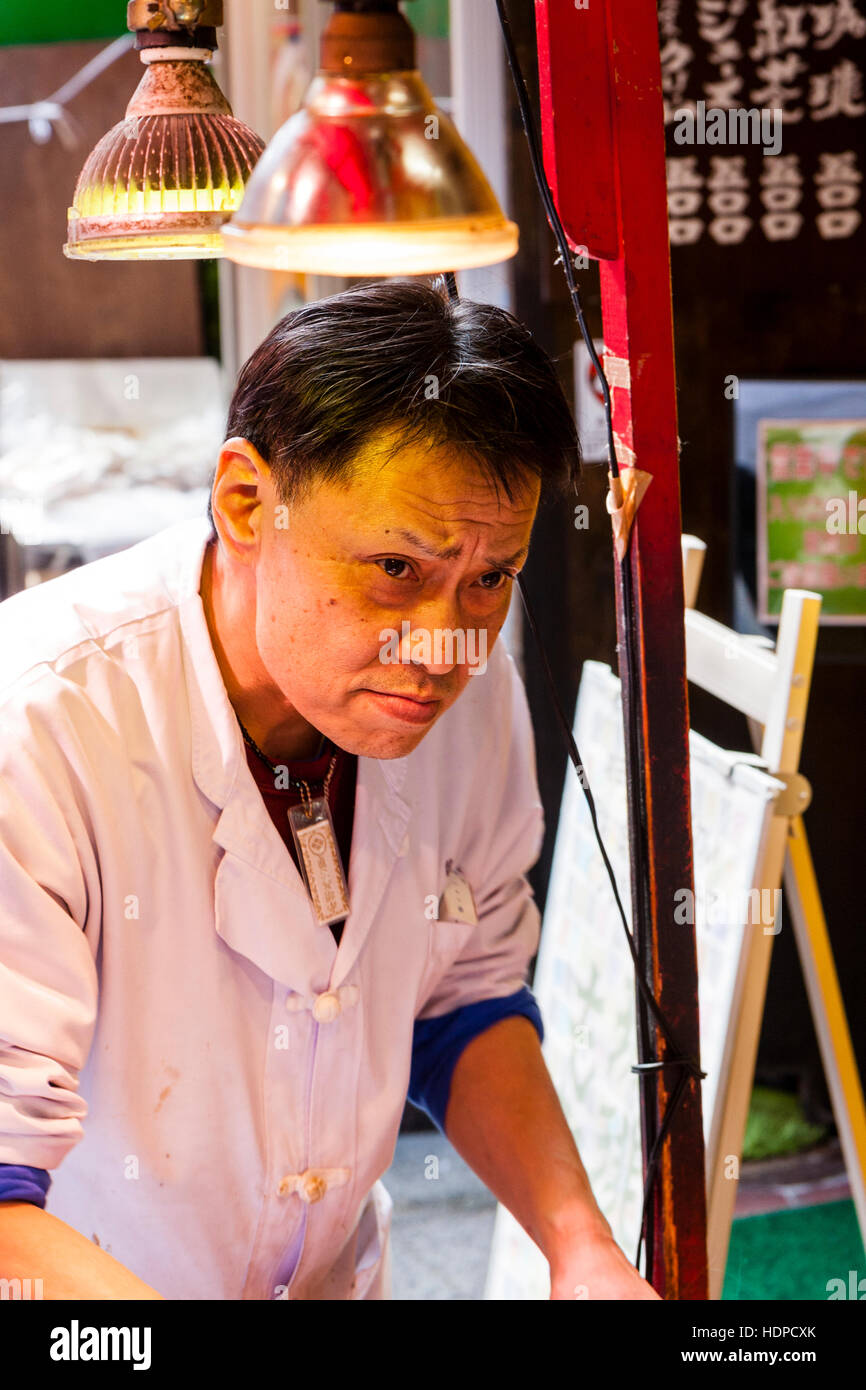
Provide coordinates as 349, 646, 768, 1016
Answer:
222, 3, 518, 275
65, 42, 264, 260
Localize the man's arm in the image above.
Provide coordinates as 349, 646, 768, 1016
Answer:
0, 1202, 163, 1299
444, 1014, 660, 1300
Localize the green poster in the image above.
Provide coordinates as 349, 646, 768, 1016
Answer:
757, 419, 866, 625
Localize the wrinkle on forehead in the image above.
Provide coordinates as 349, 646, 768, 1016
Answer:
388, 487, 537, 527
356, 427, 538, 509
379, 492, 537, 575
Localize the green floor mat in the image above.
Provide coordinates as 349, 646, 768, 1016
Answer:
722, 1199, 865, 1300
742, 1085, 828, 1161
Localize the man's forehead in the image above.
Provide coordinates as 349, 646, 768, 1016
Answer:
346, 428, 540, 516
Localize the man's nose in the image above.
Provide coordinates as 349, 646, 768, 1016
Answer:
399, 598, 473, 677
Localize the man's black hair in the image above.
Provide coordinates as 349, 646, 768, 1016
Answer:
207, 278, 580, 537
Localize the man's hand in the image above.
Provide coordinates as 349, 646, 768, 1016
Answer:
444, 1014, 664, 1302
549, 1228, 661, 1300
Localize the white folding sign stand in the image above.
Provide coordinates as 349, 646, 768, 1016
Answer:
486, 538, 865, 1300
683, 536, 866, 1300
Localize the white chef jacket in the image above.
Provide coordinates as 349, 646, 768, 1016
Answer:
0, 515, 544, 1300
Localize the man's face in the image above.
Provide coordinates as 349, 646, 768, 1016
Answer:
251, 431, 540, 759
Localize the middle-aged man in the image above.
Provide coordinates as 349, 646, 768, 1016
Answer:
0, 279, 658, 1300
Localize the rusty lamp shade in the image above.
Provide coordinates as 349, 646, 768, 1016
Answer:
64, 51, 265, 261
221, 2, 518, 276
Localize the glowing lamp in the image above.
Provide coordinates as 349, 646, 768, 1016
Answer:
221, 0, 518, 276
64, 1, 264, 261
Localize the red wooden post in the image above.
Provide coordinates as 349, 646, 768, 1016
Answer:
534, 0, 709, 1299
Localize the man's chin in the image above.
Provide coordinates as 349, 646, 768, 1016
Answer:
338, 724, 433, 759
333, 717, 439, 761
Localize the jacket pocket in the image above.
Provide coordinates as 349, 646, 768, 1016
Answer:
416, 914, 477, 1014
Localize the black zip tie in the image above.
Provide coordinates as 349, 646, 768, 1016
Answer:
632, 1060, 707, 1079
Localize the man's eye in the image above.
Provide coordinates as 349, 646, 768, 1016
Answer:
377, 558, 412, 579
478, 570, 511, 591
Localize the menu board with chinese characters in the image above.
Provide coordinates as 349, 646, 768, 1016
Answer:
484, 660, 783, 1301
757, 417, 866, 622
661, 0, 865, 260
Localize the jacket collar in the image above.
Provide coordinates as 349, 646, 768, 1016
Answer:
175, 519, 412, 992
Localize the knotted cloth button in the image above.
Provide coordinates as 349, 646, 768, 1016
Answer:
302, 1173, 327, 1203
312, 991, 341, 1023
276, 1166, 350, 1201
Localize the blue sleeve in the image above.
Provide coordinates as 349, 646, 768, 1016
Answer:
0, 1164, 51, 1208
409, 985, 544, 1134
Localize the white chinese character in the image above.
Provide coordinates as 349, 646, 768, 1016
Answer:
709, 189, 750, 214
761, 184, 802, 208
817, 208, 862, 235
816, 182, 859, 206
704, 70, 746, 106
659, 0, 681, 41
707, 155, 750, 188
760, 152, 804, 183
761, 210, 804, 237
814, 150, 861, 183
707, 38, 744, 65
708, 215, 753, 242
666, 155, 705, 189
751, 54, 806, 120
810, 0, 866, 50
813, 150, 862, 212
750, 0, 810, 59
809, 60, 866, 118
669, 217, 706, 245
669, 190, 703, 216
698, 6, 740, 47
661, 37, 695, 120
660, 37, 695, 85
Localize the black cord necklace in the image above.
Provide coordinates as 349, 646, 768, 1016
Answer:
236, 716, 337, 800
237, 716, 350, 920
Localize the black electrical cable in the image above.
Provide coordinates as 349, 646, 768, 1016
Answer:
492, 2, 617, 480
493, 0, 706, 1284
429, 271, 460, 304
515, 574, 696, 1070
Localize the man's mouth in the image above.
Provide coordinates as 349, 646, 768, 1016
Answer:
370, 688, 439, 702
360, 688, 443, 725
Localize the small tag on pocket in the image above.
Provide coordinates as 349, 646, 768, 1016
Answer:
438, 862, 478, 926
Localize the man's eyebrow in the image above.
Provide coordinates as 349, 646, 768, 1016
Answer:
385, 527, 529, 569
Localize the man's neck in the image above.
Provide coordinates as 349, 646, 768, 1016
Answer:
199, 536, 324, 762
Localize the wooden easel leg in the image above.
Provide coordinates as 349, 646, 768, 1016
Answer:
703, 708, 791, 1299
784, 815, 866, 1247
705, 925, 777, 1300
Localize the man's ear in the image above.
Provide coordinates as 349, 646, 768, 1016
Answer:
209, 438, 272, 563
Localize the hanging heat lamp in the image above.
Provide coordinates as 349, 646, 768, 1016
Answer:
64, 1, 265, 261
221, 0, 519, 275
